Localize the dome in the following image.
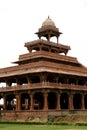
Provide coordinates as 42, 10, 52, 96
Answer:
42, 16, 56, 27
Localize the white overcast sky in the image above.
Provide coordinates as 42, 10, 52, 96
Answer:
0, 0, 87, 67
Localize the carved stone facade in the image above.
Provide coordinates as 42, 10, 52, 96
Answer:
0, 17, 87, 121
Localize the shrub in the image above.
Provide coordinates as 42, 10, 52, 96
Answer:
75, 122, 87, 126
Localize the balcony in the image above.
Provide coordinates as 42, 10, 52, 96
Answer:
0, 82, 87, 92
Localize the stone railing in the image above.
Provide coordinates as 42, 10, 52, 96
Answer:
0, 82, 87, 92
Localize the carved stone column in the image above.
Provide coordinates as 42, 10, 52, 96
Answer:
30, 93, 34, 110
69, 93, 74, 110
48, 33, 50, 42
40, 73, 46, 83
81, 94, 85, 109
16, 94, 21, 110
43, 92, 48, 110
6, 79, 11, 87
26, 76, 30, 84
56, 92, 60, 110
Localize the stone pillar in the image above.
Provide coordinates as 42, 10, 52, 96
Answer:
48, 34, 50, 42
69, 94, 74, 110
26, 76, 30, 84
57, 36, 58, 44
6, 79, 11, 87
16, 94, 21, 110
30, 93, 34, 110
40, 73, 46, 83
56, 92, 60, 110
28, 48, 32, 53
81, 94, 85, 109
16, 79, 20, 85
26, 76, 31, 87
3, 95, 6, 110
43, 92, 48, 110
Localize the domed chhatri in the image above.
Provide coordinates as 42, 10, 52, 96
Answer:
42, 16, 56, 27
36, 16, 62, 43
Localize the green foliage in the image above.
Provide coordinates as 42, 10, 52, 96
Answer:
47, 121, 71, 125
53, 122, 71, 125
75, 122, 87, 126
0, 121, 45, 125
1, 120, 87, 126
48, 115, 55, 122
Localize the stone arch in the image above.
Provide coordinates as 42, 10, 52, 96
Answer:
84, 94, 87, 109
60, 93, 69, 109
48, 92, 57, 109
73, 93, 82, 109
21, 93, 30, 110
33, 92, 44, 110
6, 94, 16, 110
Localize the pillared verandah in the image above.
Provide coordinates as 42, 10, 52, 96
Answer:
0, 17, 87, 121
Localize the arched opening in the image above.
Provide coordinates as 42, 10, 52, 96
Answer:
73, 93, 82, 109
0, 82, 6, 88
47, 75, 55, 83
84, 94, 87, 109
6, 78, 17, 87
42, 46, 49, 52
21, 93, 30, 110
18, 77, 28, 85
48, 92, 57, 109
40, 36, 47, 41
50, 37, 57, 43
60, 93, 69, 109
33, 92, 44, 110
68, 77, 76, 84
32, 47, 40, 52
6, 94, 16, 110
78, 79, 85, 86
32, 76, 40, 83
58, 76, 67, 84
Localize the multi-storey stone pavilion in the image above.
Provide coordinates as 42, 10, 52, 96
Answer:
0, 17, 87, 121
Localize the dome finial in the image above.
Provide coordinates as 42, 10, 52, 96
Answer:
42, 16, 56, 27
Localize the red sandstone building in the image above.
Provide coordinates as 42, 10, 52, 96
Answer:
0, 17, 87, 121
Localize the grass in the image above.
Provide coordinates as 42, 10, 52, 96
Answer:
0, 123, 87, 130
